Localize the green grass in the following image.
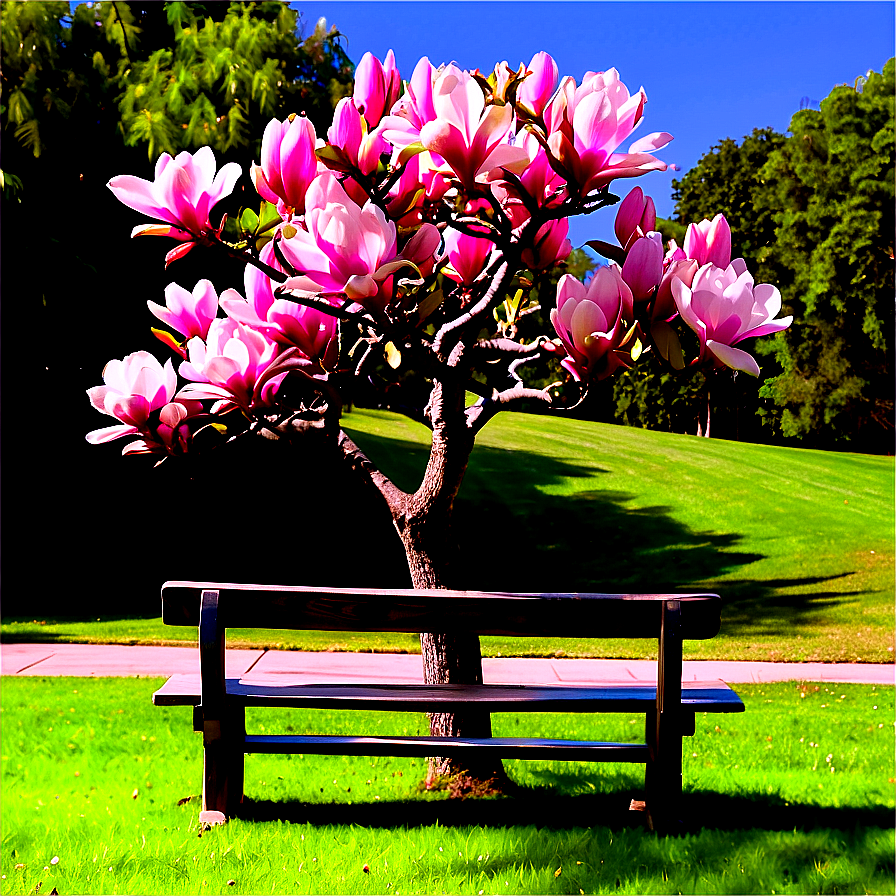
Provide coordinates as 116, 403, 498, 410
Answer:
1, 677, 893, 895
2, 410, 893, 662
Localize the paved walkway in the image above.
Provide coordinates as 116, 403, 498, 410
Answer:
2, 643, 892, 685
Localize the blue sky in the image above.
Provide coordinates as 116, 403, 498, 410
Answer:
290, 1, 894, 250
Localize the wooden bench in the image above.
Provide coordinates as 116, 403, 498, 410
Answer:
153, 581, 744, 829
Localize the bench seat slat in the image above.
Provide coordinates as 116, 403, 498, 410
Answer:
152, 675, 745, 713
242, 734, 652, 762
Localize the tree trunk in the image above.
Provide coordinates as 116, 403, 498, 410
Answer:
400, 531, 509, 793
337, 378, 511, 795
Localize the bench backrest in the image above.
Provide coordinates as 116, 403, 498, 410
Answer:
162, 581, 722, 640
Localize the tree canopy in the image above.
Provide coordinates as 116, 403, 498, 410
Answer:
757, 60, 894, 450
1, 1, 353, 165
1, 0, 355, 374
670, 128, 787, 284
638, 63, 894, 451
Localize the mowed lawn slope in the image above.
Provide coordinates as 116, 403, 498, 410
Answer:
340, 408, 895, 663
3, 409, 892, 662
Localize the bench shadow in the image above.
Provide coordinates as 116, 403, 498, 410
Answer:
235, 789, 894, 834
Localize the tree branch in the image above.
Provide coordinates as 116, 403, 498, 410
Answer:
273, 286, 376, 327
474, 336, 549, 359
432, 261, 509, 359
465, 384, 553, 434
337, 429, 409, 518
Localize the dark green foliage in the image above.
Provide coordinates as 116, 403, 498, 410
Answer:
625, 63, 894, 452
671, 128, 787, 283
616, 129, 790, 442
757, 60, 894, 451
116, 3, 353, 158
0, 2, 357, 620
1, 2, 353, 163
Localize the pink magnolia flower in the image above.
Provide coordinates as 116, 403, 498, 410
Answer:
385, 150, 451, 225
353, 50, 402, 128
278, 172, 440, 314
328, 97, 389, 176
219, 242, 339, 370
251, 115, 318, 215
621, 232, 664, 301
121, 400, 204, 456
664, 239, 687, 265
517, 51, 559, 117
672, 260, 793, 376
545, 69, 671, 195
86, 351, 177, 444
383, 62, 530, 190
442, 227, 497, 286
615, 186, 656, 251
278, 172, 397, 304
379, 56, 439, 142
653, 257, 698, 322
177, 319, 286, 411
490, 130, 567, 211
107, 147, 241, 258
148, 279, 219, 355
683, 214, 732, 268
498, 196, 571, 271
551, 267, 636, 381
523, 217, 571, 271
420, 64, 531, 189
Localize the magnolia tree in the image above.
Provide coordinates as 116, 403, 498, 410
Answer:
87, 51, 791, 788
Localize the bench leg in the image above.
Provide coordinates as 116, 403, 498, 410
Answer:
202, 706, 245, 820
644, 710, 682, 832
645, 599, 683, 833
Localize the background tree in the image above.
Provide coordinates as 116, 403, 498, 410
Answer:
668, 128, 787, 282
0, 1, 359, 620
757, 60, 894, 451
606, 128, 788, 440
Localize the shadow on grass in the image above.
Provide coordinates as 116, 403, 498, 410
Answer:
236, 788, 894, 834
441, 434, 865, 640
5, 428, 867, 641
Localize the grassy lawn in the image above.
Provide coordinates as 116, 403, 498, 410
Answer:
2, 410, 893, 662
1, 677, 893, 895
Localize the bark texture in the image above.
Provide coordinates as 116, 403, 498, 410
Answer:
338, 378, 510, 792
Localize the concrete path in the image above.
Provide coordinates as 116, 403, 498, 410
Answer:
2, 642, 892, 685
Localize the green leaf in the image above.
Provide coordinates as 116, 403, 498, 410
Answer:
384, 341, 401, 369
396, 142, 427, 167
259, 201, 281, 229
586, 240, 625, 265
651, 321, 685, 370
416, 288, 444, 321
240, 207, 259, 234
315, 144, 355, 173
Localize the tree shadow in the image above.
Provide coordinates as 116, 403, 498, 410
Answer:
349, 430, 863, 641
235, 788, 894, 834
2, 423, 866, 640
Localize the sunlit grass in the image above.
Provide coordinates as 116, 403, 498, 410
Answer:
2, 678, 893, 895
